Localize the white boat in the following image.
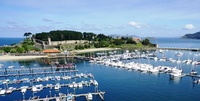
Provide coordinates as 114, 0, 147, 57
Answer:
55, 76, 61, 81
78, 82, 83, 88
8, 66, 14, 69
193, 79, 200, 84
149, 67, 159, 73
93, 80, 98, 86
20, 66, 25, 68
0, 89, 6, 95
170, 71, 183, 79
86, 93, 93, 101
36, 77, 43, 82
6, 87, 14, 94
46, 84, 53, 88
66, 94, 73, 101
55, 83, 61, 90
21, 86, 28, 93
190, 70, 198, 75
32, 84, 43, 92
73, 82, 78, 88
68, 83, 73, 88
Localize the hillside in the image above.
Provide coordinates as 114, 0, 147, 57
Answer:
182, 31, 200, 39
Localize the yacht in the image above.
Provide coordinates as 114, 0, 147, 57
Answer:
8, 66, 14, 69
78, 82, 83, 88
73, 82, 78, 88
93, 80, 98, 86
86, 93, 93, 101
55, 83, 61, 90
32, 84, 43, 92
6, 87, 15, 94
193, 79, 200, 84
21, 86, 28, 93
190, 69, 198, 75
68, 83, 73, 88
66, 94, 73, 101
0, 89, 6, 95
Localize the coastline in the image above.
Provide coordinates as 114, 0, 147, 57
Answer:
0, 48, 120, 61
0, 55, 48, 61
70, 48, 120, 54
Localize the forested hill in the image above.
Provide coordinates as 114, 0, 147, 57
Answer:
182, 31, 200, 39
32, 30, 102, 41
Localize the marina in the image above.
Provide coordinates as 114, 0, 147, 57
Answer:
1, 38, 200, 100
24, 91, 105, 101
1, 0, 200, 100
0, 62, 105, 101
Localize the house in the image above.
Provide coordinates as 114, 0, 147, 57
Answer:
42, 49, 60, 54
132, 37, 142, 43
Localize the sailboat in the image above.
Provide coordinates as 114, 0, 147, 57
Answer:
190, 63, 197, 75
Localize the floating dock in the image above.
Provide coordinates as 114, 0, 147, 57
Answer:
0, 66, 75, 73
24, 91, 105, 101
0, 70, 78, 77
157, 47, 200, 51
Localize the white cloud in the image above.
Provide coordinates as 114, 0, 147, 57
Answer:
128, 21, 144, 28
184, 24, 195, 30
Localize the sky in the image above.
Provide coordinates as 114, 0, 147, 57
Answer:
0, 0, 200, 38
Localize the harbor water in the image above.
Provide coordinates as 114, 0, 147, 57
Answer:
0, 38, 200, 101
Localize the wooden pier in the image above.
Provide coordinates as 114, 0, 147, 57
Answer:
24, 91, 105, 101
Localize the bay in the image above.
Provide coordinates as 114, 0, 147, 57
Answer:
0, 37, 200, 101
149, 37, 200, 48
0, 38, 24, 46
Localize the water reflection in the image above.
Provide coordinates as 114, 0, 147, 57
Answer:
169, 76, 182, 84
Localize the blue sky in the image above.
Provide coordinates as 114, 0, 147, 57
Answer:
0, 0, 200, 37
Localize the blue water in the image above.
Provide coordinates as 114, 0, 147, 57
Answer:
0, 38, 24, 46
0, 38, 200, 101
149, 37, 200, 48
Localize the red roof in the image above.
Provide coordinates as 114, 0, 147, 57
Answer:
43, 49, 60, 53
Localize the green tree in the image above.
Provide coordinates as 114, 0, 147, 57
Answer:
24, 32, 32, 38
3, 47, 11, 53
10, 48, 17, 53
113, 39, 123, 45
16, 47, 25, 53
126, 38, 136, 44
75, 45, 79, 50
142, 38, 151, 45
99, 40, 109, 47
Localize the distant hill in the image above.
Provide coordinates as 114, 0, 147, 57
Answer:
109, 34, 139, 38
182, 31, 200, 39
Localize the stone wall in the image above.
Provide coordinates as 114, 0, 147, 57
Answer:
51, 40, 88, 45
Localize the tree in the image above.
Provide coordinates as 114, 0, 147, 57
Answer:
113, 39, 123, 45
126, 38, 136, 44
10, 48, 17, 53
16, 47, 25, 53
142, 38, 151, 45
24, 32, 32, 38
99, 40, 109, 47
3, 47, 11, 53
